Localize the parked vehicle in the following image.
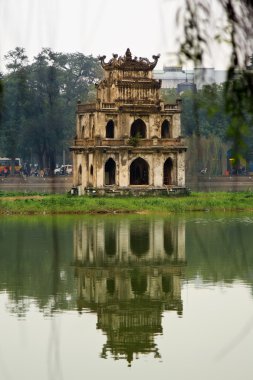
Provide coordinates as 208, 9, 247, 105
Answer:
0, 157, 22, 175
54, 164, 73, 175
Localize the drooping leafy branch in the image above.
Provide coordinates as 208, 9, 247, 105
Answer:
178, 0, 253, 164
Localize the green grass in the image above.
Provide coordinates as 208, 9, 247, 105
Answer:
0, 190, 51, 197
1, 191, 253, 215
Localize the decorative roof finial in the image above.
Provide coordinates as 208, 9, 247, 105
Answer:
98, 50, 160, 71
125, 48, 132, 60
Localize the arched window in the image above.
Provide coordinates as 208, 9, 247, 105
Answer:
78, 164, 82, 185
163, 158, 173, 185
130, 157, 149, 185
106, 278, 115, 295
90, 165, 93, 176
161, 120, 171, 138
131, 274, 147, 295
106, 120, 114, 138
130, 221, 150, 257
105, 158, 116, 185
162, 276, 172, 294
130, 119, 146, 138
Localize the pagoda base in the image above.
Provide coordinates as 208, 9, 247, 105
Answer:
70, 186, 190, 197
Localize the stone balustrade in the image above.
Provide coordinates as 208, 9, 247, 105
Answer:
77, 102, 181, 113
77, 103, 97, 113
164, 104, 179, 111
73, 137, 185, 148
101, 102, 116, 109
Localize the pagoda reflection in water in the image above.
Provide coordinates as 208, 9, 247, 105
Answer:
73, 218, 186, 365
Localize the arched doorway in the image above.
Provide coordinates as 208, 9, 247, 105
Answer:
106, 120, 114, 138
130, 158, 149, 185
162, 276, 172, 294
131, 273, 147, 295
105, 158, 116, 185
130, 119, 146, 138
163, 158, 173, 185
161, 120, 171, 138
78, 164, 82, 185
106, 278, 115, 295
130, 221, 150, 257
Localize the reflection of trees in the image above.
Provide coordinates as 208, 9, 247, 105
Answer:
185, 217, 253, 286
0, 217, 75, 316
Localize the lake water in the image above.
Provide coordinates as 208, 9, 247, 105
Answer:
0, 214, 253, 380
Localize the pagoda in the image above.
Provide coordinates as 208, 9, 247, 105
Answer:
70, 49, 187, 195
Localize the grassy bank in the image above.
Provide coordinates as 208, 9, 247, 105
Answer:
1, 191, 253, 215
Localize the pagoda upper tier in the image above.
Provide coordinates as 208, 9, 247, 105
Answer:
98, 48, 160, 71
96, 49, 162, 106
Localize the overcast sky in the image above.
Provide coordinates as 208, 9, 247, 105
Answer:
0, 0, 230, 71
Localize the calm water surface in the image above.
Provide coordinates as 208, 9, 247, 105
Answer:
0, 214, 253, 380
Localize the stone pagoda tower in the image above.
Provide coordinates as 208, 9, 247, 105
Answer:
71, 49, 187, 195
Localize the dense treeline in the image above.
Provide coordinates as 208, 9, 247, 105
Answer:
0, 47, 102, 170
0, 47, 252, 175
162, 79, 253, 175
179, 0, 253, 174
161, 86, 229, 175
162, 84, 230, 139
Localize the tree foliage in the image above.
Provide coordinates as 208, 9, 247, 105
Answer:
179, 0, 253, 164
162, 84, 229, 139
0, 47, 102, 169
179, 0, 253, 69
162, 85, 232, 174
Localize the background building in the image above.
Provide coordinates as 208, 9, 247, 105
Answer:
154, 66, 227, 91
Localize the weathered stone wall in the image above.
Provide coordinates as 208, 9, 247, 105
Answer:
177, 151, 186, 187
76, 112, 179, 140
73, 150, 181, 189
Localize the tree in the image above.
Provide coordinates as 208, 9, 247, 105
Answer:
179, 0, 253, 166
23, 49, 64, 170
25, 49, 102, 169
179, 1, 253, 70
162, 84, 229, 139
0, 48, 102, 170
0, 48, 29, 171
0, 73, 3, 154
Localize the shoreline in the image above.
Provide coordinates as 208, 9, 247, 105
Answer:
1, 192, 253, 215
